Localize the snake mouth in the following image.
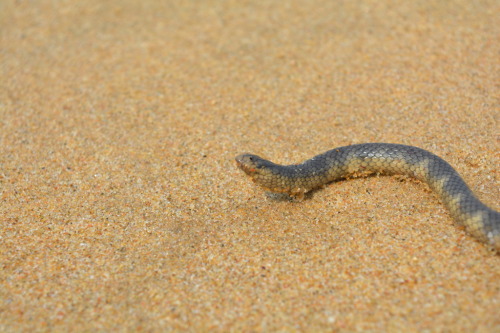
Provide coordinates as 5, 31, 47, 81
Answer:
234, 154, 246, 166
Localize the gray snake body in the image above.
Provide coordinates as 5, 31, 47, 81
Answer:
235, 143, 500, 252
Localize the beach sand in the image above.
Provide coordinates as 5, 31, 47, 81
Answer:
1, 0, 499, 331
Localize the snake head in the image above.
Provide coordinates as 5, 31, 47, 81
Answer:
235, 154, 270, 177
235, 153, 281, 190
235, 153, 302, 197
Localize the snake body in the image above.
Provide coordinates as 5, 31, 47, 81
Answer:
235, 143, 500, 252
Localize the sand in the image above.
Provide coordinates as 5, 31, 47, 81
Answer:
1, 0, 499, 331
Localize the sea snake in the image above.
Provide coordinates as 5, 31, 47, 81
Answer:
235, 143, 500, 252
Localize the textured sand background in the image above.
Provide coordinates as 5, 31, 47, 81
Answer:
1, 0, 499, 331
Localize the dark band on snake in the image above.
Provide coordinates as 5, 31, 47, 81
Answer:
235, 143, 500, 252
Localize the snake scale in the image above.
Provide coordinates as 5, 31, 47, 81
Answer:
235, 143, 500, 252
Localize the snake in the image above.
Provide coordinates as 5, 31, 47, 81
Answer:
235, 143, 500, 252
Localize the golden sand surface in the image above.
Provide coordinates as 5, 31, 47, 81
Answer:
1, 0, 499, 331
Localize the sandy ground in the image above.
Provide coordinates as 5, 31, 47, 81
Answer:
1, 0, 499, 331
